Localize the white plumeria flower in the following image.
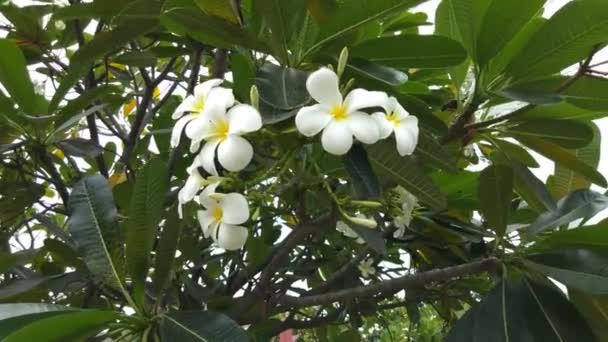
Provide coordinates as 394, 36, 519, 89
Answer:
336, 220, 365, 244
192, 104, 262, 176
392, 186, 418, 238
197, 182, 250, 250
372, 96, 419, 156
170, 79, 235, 150
358, 258, 376, 278
295, 68, 387, 155
177, 167, 208, 219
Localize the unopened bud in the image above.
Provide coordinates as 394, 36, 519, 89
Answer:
347, 215, 377, 229
249, 85, 259, 110
337, 46, 349, 78
351, 200, 383, 208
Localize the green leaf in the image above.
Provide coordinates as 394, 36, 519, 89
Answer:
367, 140, 446, 210
415, 129, 458, 173
446, 277, 595, 341
478, 165, 513, 237
345, 59, 409, 88
255, 63, 310, 123
527, 189, 608, 234
112, 51, 157, 67
351, 35, 467, 68
68, 175, 125, 292
560, 75, 608, 111
525, 248, 608, 294
517, 135, 607, 187
569, 290, 608, 341
491, 138, 539, 168
152, 207, 181, 299
0, 39, 37, 114
126, 158, 168, 307
3, 310, 120, 342
506, 0, 608, 80
0, 304, 75, 339
194, 0, 240, 24
0, 277, 53, 300
513, 102, 606, 122
435, 0, 489, 61
350, 224, 386, 255
511, 162, 556, 213
530, 223, 608, 251
53, 86, 118, 131
553, 122, 601, 199
343, 144, 381, 199
159, 311, 248, 341
55, 138, 104, 158
231, 52, 256, 101
254, 0, 293, 63
49, 11, 160, 112
505, 119, 593, 149
476, 0, 545, 67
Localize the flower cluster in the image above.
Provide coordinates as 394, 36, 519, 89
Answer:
296, 68, 419, 156
172, 79, 261, 250
391, 186, 418, 238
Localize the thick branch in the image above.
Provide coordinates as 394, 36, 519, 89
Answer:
278, 257, 500, 309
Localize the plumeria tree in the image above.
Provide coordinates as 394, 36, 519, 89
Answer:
2, 0, 608, 340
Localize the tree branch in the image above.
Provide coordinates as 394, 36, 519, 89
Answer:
277, 257, 500, 309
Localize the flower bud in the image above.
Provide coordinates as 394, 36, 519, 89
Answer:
249, 85, 259, 110
346, 215, 377, 229
337, 46, 349, 78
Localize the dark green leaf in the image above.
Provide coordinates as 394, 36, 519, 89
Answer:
152, 207, 181, 299
55, 138, 104, 158
569, 290, 608, 341
527, 189, 608, 234
525, 248, 608, 294
506, 0, 608, 80
511, 162, 556, 213
343, 144, 381, 199
513, 102, 606, 122
0, 39, 37, 114
435, 0, 489, 60
367, 140, 446, 210
345, 58, 408, 87
492, 138, 539, 168
529, 223, 608, 251
68, 175, 125, 292
159, 311, 248, 342
3, 310, 120, 342
126, 158, 168, 307
351, 35, 467, 68
53, 86, 118, 131
505, 119, 593, 149
0, 277, 51, 300
560, 75, 608, 111
256, 63, 310, 110
446, 277, 595, 341
478, 165, 513, 237
194, 0, 240, 24
414, 129, 458, 173
517, 135, 607, 187
254, 0, 294, 63
112, 51, 157, 67
350, 224, 386, 255
476, 0, 545, 67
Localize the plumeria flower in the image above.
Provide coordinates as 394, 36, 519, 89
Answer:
358, 258, 376, 278
392, 186, 418, 238
295, 68, 387, 155
192, 104, 262, 176
177, 166, 212, 218
170, 79, 235, 149
197, 182, 250, 250
372, 96, 419, 156
336, 214, 377, 244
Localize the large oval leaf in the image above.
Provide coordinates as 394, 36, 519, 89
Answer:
159, 311, 248, 341
351, 35, 467, 68
478, 164, 513, 237
505, 119, 593, 149
0, 39, 37, 114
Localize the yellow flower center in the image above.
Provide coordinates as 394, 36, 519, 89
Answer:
386, 112, 400, 126
192, 98, 205, 112
213, 119, 230, 142
330, 104, 348, 121
212, 205, 223, 222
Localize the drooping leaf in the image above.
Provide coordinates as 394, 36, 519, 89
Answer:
517, 135, 607, 187
446, 277, 595, 341
126, 158, 168, 307
504, 119, 593, 149
560, 75, 608, 111
476, 0, 545, 67
511, 162, 556, 213
478, 164, 513, 237
527, 189, 608, 234
68, 175, 125, 292
55, 138, 104, 158
506, 0, 608, 80
367, 140, 446, 210
525, 248, 608, 295
159, 311, 248, 341
0, 39, 37, 114
351, 35, 467, 68
152, 207, 182, 299
343, 144, 381, 199
491, 138, 539, 168
435, 0, 489, 60
529, 222, 608, 251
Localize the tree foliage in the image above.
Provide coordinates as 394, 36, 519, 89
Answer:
1, 0, 608, 340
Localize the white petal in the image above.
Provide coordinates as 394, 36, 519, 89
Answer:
321, 121, 353, 155
185, 115, 213, 141
207, 87, 235, 109
372, 112, 394, 139
194, 79, 224, 100
197, 210, 216, 238
344, 89, 388, 112
216, 223, 249, 250
170, 114, 194, 148
217, 135, 253, 172
227, 104, 262, 134
382, 96, 399, 114
347, 111, 380, 144
220, 193, 249, 225
179, 172, 203, 204
394, 116, 419, 156
172, 96, 195, 119
295, 105, 331, 137
394, 100, 410, 120
199, 181, 221, 209
189, 139, 202, 154
306, 68, 342, 106
199, 139, 220, 176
